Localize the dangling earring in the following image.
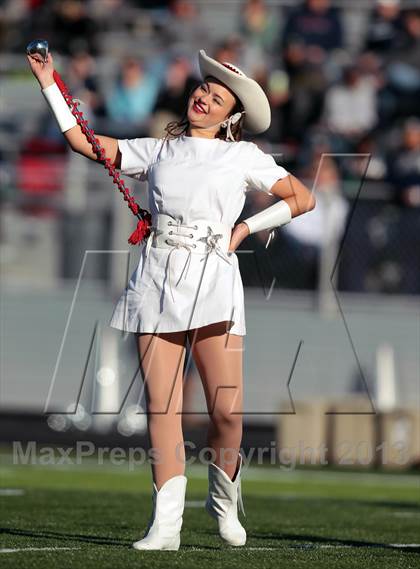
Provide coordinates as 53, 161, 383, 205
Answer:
224, 111, 245, 142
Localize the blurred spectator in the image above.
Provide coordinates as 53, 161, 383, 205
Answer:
157, 0, 210, 53
150, 54, 197, 137
153, 55, 197, 118
282, 36, 328, 144
105, 57, 161, 130
66, 51, 107, 119
323, 63, 379, 152
264, 69, 290, 144
280, 138, 348, 289
16, 137, 67, 217
240, 136, 348, 290
88, 0, 136, 30
373, 8, 420, 124
387, 117, 420, 292
282, 0, 343, 62
0, 0, 37, 52
365, 0, 403, 54
50, 0, 99, 56
389, 117, 420, 209
239, 0, 280, 76
239, 0, 280, 54
212, 37, 244, 68
385, 8, 420, 110
347, 133, 388, 183
390, 8, 420, 70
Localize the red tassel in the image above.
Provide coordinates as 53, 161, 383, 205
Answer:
128, 219, 151, 245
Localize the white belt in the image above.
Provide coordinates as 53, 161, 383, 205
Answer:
144, 214, 233, 302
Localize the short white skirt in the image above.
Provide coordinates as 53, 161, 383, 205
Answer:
108, 219, 246, 336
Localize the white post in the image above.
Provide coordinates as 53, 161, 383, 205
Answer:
375, 342, 397, 413
91, 321, 120, 432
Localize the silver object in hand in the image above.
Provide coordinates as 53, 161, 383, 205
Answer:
26, 39, 49, 63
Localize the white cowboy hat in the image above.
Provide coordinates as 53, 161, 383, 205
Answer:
198, 49, 271, 134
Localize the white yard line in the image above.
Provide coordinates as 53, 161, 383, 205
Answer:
389, 543, 420, 548
185, 500, 205, 507
0, 489, 25, 496
187, 546, 278, 551
0, 547, 80, 553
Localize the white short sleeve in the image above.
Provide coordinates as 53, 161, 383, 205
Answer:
244, 143, 290, 195
117, 137, 159, 181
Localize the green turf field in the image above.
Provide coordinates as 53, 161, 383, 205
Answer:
1, 449, 419, 568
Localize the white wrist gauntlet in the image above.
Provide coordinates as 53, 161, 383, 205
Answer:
243, 199, 292, 234
41, 82, 78, 133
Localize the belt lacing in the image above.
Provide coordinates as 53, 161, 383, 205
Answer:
144, 221, 233, 302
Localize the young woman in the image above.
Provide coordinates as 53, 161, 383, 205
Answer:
27, 48, 315, 551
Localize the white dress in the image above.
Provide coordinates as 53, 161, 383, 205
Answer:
108, 134, 290, 336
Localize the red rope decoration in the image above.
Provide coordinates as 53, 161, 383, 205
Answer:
221, 62, 245, 76
52, 70, 152, 246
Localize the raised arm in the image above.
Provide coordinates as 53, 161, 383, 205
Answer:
26, 51, 121, 168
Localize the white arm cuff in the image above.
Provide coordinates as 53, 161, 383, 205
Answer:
41, 82, 78, 133
243, 199, 292, 234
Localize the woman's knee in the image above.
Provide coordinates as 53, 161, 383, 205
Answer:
209, 406, 243, 431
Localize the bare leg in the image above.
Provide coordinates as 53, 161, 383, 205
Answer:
137, 331, 187, 491
187, 322, 244, 480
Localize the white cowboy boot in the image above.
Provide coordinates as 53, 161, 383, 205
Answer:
205, 454, 246, 546
132, 474, 187, 551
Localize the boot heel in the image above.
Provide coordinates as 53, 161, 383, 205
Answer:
162, 535, 181, 551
